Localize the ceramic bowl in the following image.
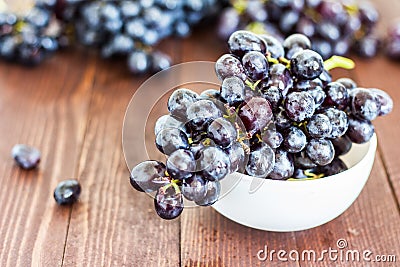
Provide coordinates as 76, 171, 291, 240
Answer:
212, 134, 377, 232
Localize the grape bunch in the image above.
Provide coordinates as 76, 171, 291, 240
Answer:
385, 20, 400, 60
0, 0, 64, 65
217, 0, 380, 59
130, 30, 393, 220
57, 0, 222, 74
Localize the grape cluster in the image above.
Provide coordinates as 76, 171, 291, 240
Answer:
0, 0, 63, 65
130, 31, 393, 220
385, 21, 400, 60
217, 0, 379, 59
57, 0, 221, 74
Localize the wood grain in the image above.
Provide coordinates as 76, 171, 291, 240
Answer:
62, 40, 182, 267
0, 50, 93, 266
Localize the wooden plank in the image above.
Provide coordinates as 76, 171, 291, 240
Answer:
62, 40, 182, 267
0, 50, 94, 266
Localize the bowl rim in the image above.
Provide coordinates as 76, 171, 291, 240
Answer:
230, 133, 377, 184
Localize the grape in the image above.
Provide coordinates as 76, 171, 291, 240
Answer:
261, 127, 283, 149
154, 185, 183, 220
350, 88, 381, 121
282, 126, 307, 153
127, 50, 151, 74
194, 180, 221, 206
275, 108, 291, 130
217, 7, 240, 40
155, 128, 189, 155
353, 35, 379, 58
130, 160, 169, 192
268, 149, 294, 180
225, 141, 247, 173
319, 158, 348, 177
320, 107, 348, 138
168, 88, 199, 120
259, 34, 284, 58
207, 117, 237, 148
290, 49, 324, 80
370, 88, 393, 116
245, 143, 275, 178
268, 63, 293, 97
335, 78, 357, 90
323, 82, 349, 110
215, 54, 247, 81
283, 34, 311, 52
306, 138, 335, 166
284, 91, 315, 122
54, 179, 81, 205
186, 99, 222, 131
220, 76, 245, 106
199, 146, 231, 181
346, 116, 375, 144
11, 144, 41, 170
261, 84, 282, 111
166, 149, 196, 180
228, 30, 267, 58
306, 114, 332, 139
182, 174, 207, 202
294, 152, 317, 169
331, 135, 352, 157
190, 138, 216, 159
242, 51, 269, 81
239, 97, 273, 134
154, 115, 183, 136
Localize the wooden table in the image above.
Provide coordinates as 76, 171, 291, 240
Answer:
1, 3, 400, 266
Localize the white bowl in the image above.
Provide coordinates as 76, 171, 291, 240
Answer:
212, 134, 377, 232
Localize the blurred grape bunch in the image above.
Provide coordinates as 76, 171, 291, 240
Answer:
55, 0, 224, 74
217, 0, 380, 59
0, 0, 224, 73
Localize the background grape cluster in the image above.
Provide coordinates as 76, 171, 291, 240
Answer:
217, 0, 380, 59
130, 30, 393, 220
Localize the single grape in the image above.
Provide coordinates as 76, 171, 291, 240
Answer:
194, 180, 221, 206
319, 158, 348, 177
331, 135, 352, 157
186, 99, 222, 131
154, 185, 183, 220
207, 117, 237, 148
167, 88, 199, 119
228, 30, 267, 58
220, 76, 245, 106
306, 138, 335, 166
224, 141, 247, 173
11, 144, 41, 170
346, 116, 375, 144
242, 51, 269, 81
370, 88, 393, 116
259, 34, 284, 58
290, 49, 324, 80
268, 149, 294, 180
261, 127, 283, 149
166, 149, 196, 180
182, 174, 207, 202
284, 91, 315, 122
245, 143, 275, 178
336, 78, 357, 90
282, 126, 307, 153
267, 63, 293, 97
283, 33, 311, 52
155, 127, 189, 155
130, 160, 169, 192
215, 54, 247, 81
54, 179, 81, 205
154, 114, 184, 136
323, 82, 349, 110
239, 97, 273, 135
275, 108, 291, 130
350, 88, 381, 121
261, 85, 282, 111
306, 114, 332, 139
198, 146, 231, 181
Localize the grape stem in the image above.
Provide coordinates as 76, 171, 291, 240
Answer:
324, 56, 355, 71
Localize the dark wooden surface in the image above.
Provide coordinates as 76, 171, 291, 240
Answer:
1, 2, 400, 266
